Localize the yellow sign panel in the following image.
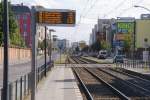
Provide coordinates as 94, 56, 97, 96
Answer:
115, 34, 125, 40
37, 11, 75, 25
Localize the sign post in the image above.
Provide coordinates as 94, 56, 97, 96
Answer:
31, 6, 37, 100
30, 7, 76, 100
44, 26, 47, 77
58, 43, 63, 64
2, 0, 9, 100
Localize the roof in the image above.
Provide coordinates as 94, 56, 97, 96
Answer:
11, 4, 31, 14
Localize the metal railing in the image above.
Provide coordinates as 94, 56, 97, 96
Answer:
116, 59, 150, 69
0, 61, 54, 100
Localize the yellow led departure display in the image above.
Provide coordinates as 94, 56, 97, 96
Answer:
37, 11, 75, 25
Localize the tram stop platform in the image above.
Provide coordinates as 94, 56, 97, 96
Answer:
35, 65, 83, 100
125, 67, 150, 75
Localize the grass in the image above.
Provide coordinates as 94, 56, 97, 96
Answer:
82, 56, 113, 64
54, 54, 68, 64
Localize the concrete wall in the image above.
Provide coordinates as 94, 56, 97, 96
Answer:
136, 20, 150, 48
0, 47, 31, 64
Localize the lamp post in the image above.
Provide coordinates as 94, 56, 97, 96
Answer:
2, 0, 9, 100
143, 38, 149, 65
49, 29, 55, 64
44, 27, 55, 77
134, 5, 150, 12
44, 26, 47, 77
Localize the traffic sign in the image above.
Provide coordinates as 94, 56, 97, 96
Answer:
37, 9, 76, 26
113, 41, 124, 47
58, 42, 63, 50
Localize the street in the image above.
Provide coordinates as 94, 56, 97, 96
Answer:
0, 51, 59, 88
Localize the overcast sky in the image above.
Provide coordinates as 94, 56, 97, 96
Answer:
11, 0, 150, 44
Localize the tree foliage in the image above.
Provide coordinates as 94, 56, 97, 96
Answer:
0, 2, 26, 47
124, 34, 132, 52
91, 40, 101, 51
81, 46, 89, 52
38, 39, 49, 50
75, 46, 80, 52
101, 40, 111, 50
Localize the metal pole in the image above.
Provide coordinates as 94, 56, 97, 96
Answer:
45, 26, 47, 77
49, 31, 52, 64
2, 0, 9, 100
31, 6, 37, 100
133, 20, 136, 68
15, 80, 18, 100
60, 49, 61, 63
20, 77, 22, 100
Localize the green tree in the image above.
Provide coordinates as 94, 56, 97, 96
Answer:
81, 46, 89, 52
0, 2, 26, 47
0, 3, 3, 45
38, 39, 49, 50
101, 40, 111, 50
75, 46, 80, 52
91, 40, 101, 51
124, 34, 132, 52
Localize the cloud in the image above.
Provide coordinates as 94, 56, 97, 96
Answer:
34, 0, 62, 8
11, 0, 150, 44
11, 0, 62, 8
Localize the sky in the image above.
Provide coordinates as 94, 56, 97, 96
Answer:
11, 0, 150, 44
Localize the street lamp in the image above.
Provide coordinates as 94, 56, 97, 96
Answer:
134, 5, 150, 12
2, 0, 9, 100
44, 26, 47, 77
49, 29, 55, 64
44, 27, 55, 77
134, 5, 150, 65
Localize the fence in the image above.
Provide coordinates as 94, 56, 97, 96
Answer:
0, 47, 31, 64
0, 61, 54, 100
116, 59, 150, 69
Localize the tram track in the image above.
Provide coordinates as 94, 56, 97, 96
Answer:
70, 56, 150, 100
73, 67, 122, 100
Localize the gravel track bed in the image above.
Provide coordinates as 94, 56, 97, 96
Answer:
74, 67, 120, 100
88, 68, 150, 99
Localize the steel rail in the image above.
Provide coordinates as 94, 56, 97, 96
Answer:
72, 57, 125, 99
85, 68, 130, 100
98, 68, 150, 96
72, 67, 94, 100
109, 68, 150, 83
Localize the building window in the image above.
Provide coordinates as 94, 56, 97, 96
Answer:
23, 15, 27, 21
24, 32, 27, 37
17, 15, 20, 20
23, 24, 27, 31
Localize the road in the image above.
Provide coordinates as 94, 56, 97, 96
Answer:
0, 51, 59, 88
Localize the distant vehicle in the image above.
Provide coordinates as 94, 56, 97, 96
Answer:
97, 50, 108, 59
91, 52, 98, 57
113, 55, 124, 63
82, 53, 88, 57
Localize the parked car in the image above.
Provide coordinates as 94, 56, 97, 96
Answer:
97, 50, 107, 59
91, 52, 98, 57
113, 55, 124, 63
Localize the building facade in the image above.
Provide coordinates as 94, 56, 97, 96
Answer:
71, 42, 79, 51
12, 4, 31, 47
98, 19, 114, 48
57, 39, 69, 52
136, 19, 150, 49
79, 41, 86, 50
37, 25, 45, 42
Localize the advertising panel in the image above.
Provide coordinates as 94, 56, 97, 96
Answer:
115, 20, 135, 49
117, 22, 134, 34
